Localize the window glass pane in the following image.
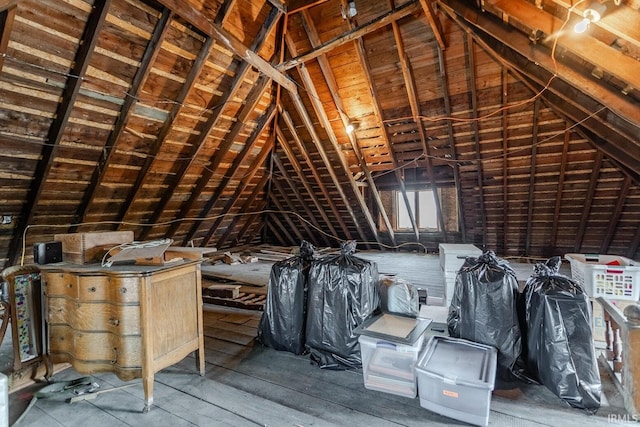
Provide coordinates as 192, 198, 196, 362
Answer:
397, 191, 414, 229
418, 190, 438, 229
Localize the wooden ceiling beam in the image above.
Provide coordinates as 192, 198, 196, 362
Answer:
216, 170, 271, 248
154, 0, 297, 94
440, 0, 640, 135
0, 0, 18, 12
300, 10, 396, 246
440, 0, 640, 175
548, 0, 640, 50
286, 0, 329, 15
197, 105, 278, 247
599, 175, 631, 254
419, 0, 446, 50
0, 4, 16, 71
272, 152, 332, 247
267, 212, 295, 246
73, 8, 174, 232
278, 109, 354, 240
276, 125, 340, 241
464, 32, 488, 248
279, 0, 422, 70
525, 99, 540, 255
501, 67, 509, 253
549, 123, 570, 250
436, 45, 466, 241
141, 9, 282, 240
390, 15, 447, 240
574, 151, 602, 252
7, 0, 111, 265
482, 0, 640, 93
270, 172, 314, 244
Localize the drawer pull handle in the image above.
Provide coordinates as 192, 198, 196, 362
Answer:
109, 318, 120, 327
111, 348, 117, 364
88, 287, 96, 292
119, 288, 127, 294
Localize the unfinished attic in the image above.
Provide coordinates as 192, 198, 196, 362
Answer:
1, 0, 640, 425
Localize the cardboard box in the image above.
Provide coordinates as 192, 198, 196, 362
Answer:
416, 336, 497, 427
54, 231, 134, 264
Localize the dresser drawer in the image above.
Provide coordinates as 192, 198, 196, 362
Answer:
48, 298, 140, 335
49, 325, 142, 367
44, 272, 139, 303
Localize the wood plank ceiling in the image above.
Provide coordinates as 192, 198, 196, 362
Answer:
0, 0, 639, 269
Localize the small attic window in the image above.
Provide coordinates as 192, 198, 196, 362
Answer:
397, 190, 438, 230
378, 187, 458, 233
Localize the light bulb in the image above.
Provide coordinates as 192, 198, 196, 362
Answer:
346, 123, 355, 133
574, 17, 590, 33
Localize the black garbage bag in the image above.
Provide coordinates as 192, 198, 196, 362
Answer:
447, 250, 525, 383
305, 240, 379, 369
378, 275, 419, 317
524, 256, 601, 413
257, 241, 315, 354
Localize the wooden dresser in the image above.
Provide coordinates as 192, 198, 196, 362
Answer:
41, 260, 205, 412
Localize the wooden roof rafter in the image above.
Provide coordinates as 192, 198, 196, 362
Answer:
137, 7, 283, 241
599, 175, 631, 254
271, 153, 331, 247
168, 74, 273, 243
278, 109, 354, 240
0, 2, 17, 71
575, 150, 602, 252
299, 8, 396, 246
389, 4, 447, 241
549, 124, 570, 249
72, 7, 174, 232
7, 0, 112, 265
198, 104, 279, 247
353, 32, 420, 241
439, 0, 640, 170
525, 99, 541, 255
436, 45, 466, 240
275, 125, 341, 241
216, 169, 271, 248
155, 0, 297, 94
201, 114, 276, 246
279, 0, 422, 71
464, 31, 488, 248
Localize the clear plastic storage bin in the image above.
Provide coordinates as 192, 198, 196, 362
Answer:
416, 336, 497, 427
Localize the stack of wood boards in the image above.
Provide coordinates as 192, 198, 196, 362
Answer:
202, 277, 266, 311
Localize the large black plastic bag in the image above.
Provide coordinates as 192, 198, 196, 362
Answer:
524, 257, 601, 412
257, 241, 315, 355
305, 240, 379, 369
447, 250, 524, 383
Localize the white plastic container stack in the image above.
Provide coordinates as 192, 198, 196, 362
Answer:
438, 244, 482, 305
360, 333, 425, 398
416, 336, 497, 427
355, 314, 431, 398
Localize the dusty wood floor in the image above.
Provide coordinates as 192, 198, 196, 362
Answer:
3, 252, 635, 426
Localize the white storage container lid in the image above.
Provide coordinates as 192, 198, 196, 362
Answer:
438, 244, 482, 254
354, 313, 431, 346
417, 336, 497, 389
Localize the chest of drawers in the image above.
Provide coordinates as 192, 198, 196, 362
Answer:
42, 260, 205, 412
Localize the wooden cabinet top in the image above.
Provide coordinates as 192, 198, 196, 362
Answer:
39, 259, 201, 277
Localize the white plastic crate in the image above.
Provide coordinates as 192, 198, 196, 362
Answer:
564, 253, 640, 300
439, 244, 482, 272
